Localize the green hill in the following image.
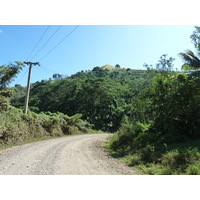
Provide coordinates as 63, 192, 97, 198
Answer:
10, 65, 152, 132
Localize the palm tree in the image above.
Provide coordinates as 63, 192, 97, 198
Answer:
178, 48, 200, 70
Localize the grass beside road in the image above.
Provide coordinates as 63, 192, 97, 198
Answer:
104, 134, 200, 175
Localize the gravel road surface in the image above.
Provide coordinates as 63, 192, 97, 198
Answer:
0, 134, 138, 175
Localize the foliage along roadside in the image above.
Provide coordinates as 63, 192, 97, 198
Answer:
0, 106, 92, 147
105, 71, 200, 175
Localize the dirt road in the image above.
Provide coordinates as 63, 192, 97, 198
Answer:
0, 134, 138, 175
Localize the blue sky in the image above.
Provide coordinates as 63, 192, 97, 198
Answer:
0, 25, 196, 86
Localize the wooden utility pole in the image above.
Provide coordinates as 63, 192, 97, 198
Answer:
23, 62, 40, 114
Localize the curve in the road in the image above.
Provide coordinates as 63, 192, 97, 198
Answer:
0, 134, 138, 175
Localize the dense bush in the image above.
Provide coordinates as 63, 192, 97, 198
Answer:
146, 72, 200, 140
105, 71, 200, 174
0, 107, 91, 145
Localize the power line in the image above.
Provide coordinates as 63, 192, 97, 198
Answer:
36, 67, 53, 75
39, 25, 79, 61
26, 25, 50, 61
39, 65, 57, 74
30, 25, 62, 61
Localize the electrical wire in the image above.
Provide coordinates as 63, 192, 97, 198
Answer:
35, 66, 54, 75
26, 25, 50, 61
20, 25, 78, 86
30, 25, 62, 61
40, 65, 57, 74
39, 25, 79, 61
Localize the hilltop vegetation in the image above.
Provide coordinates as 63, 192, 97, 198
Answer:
101, 64, 115, 70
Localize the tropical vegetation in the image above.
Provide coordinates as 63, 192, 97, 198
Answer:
2, 26, 200, 174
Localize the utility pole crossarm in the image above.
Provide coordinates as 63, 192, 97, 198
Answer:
24, 61, 40, 66
23, 61, 40, 114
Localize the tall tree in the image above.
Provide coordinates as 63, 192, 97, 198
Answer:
155, 54, 175, 71
0, 62, 24, 89
0, 61, 24, 110
190, 26, 200, 49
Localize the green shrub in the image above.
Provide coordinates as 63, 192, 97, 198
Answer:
122, 154, 142, 166
146, 73, 200, 141
0, 107, 91, 145
0, 95, 9, 110
186, 165, 200, 175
